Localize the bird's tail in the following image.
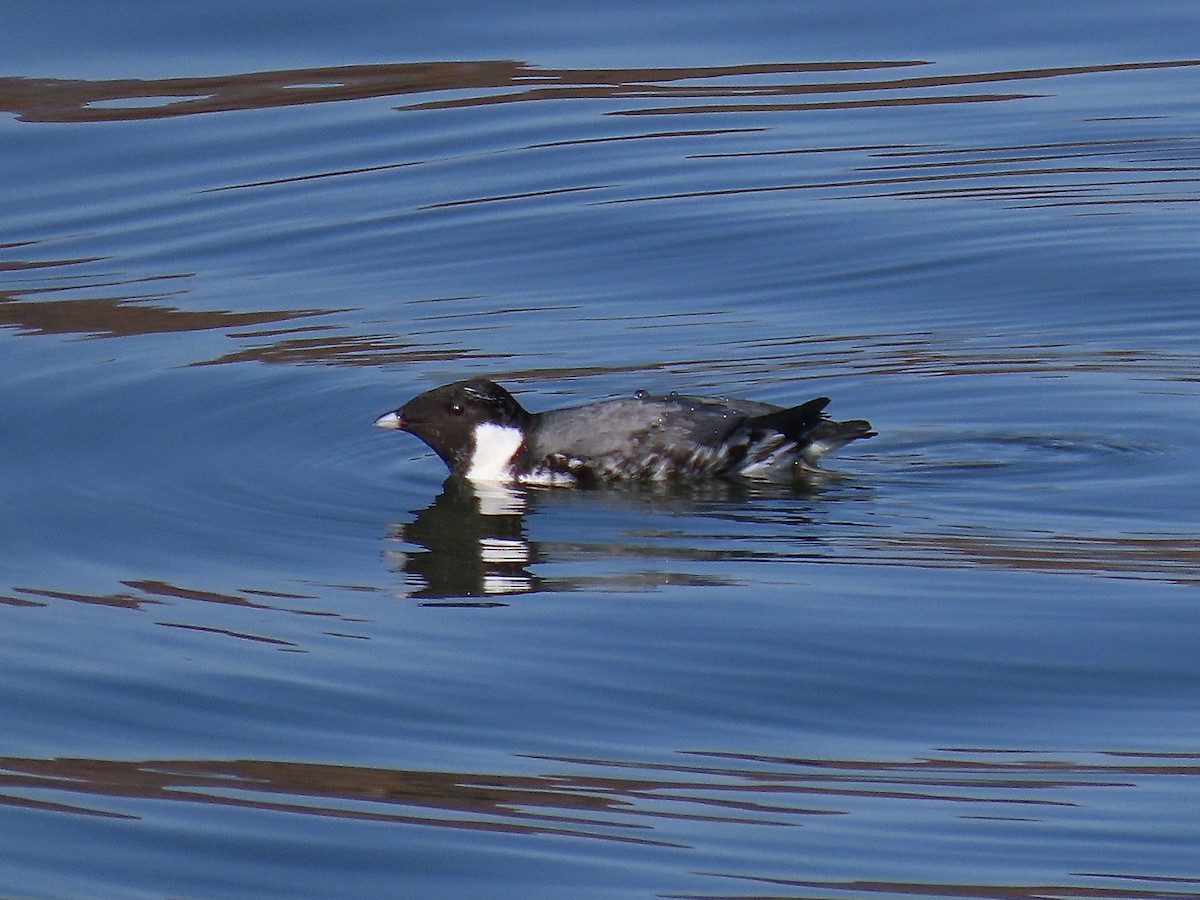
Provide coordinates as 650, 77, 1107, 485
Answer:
746, 397, 875, 466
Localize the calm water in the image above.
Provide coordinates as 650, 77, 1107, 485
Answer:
3, 2, 1200, 898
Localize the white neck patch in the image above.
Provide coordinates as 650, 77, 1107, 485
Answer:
466, 422, 524, 481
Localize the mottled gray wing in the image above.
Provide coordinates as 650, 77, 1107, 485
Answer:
535, 396, 766, 457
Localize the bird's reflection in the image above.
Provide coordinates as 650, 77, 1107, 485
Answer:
383, 474, 852, 603
386, 477, 539, 603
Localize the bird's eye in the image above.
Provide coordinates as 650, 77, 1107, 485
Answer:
449, 403, 465, 416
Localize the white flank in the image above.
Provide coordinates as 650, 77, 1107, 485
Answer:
466, 422, 525, 481
518, 466, 578, 487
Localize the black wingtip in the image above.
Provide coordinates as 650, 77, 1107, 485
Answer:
748, 396, 831, 439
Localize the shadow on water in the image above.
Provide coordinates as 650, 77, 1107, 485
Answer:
0, 748, 1197, 897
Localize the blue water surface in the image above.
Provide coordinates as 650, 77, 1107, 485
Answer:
1, 2, 1199, 898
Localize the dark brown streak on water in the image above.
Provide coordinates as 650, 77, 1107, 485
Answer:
155, 622, 303, 649
13, 586, 165, 610
13, 579, 362, 633
6, 59, 1196, 124
123, 578, 311, 610
0, 61, 526, 123
404, 60, 1200, 114
0, 255, 106, 271
0, 60, 924, 123
4, 748, 1190, 849
0, 255, 338, 338
0, 756, 688, 847
0, 291, 331, 338
0, 594, 47, 608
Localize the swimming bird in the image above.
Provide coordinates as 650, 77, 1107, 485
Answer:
375, 378, 874, 485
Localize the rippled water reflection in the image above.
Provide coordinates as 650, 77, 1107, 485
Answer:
2, 1, 1199, 897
